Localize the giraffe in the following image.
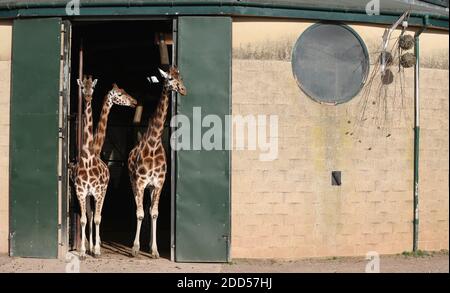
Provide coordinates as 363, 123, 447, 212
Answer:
93, 83, 138, 157
128, 66, 186, 258
73, 77, 137, 259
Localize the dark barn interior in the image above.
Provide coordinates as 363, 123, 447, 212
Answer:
68, 20, 173, 259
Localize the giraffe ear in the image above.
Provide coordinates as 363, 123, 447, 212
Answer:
158, 68, 169, 79
92, 79, 98, 88
112, 83, 118, 89
77, 79, 82, 87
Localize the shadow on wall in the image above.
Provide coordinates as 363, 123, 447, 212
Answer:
233, 38, 449, 70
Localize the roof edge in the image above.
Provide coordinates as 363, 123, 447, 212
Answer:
0, 1, 448, 30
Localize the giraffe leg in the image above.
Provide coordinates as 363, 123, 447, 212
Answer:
150, 186, 163, 259
78, 194, 88, 260
93, 189, 107, 257
87, 198, 94, 254
131, 186, 145, 257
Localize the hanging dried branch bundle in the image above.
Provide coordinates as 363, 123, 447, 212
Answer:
381, 69, 394, 85
399, 34, 415, 50
400, 52, 416, 68
348, 28, 413, 151
379, 51, 394, 66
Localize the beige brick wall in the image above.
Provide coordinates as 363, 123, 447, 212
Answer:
231, 19, 449, 258
0, 21, 12, 254
419, 70, 449, 251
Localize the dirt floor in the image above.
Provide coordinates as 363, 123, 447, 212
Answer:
0, 244, 448, 273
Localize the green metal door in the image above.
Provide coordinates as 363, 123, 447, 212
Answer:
10, 18, 62, 258
175, 17, 231, 262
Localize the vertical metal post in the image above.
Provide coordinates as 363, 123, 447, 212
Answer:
77, 41, 83, 161
59, 20, 72, 258
413, 16, 428, 252
171, 18, 178, 262
413, 35, 420, 252
75, 40, 83, 251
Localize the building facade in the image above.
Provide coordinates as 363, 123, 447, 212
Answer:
0, 0, 448, 261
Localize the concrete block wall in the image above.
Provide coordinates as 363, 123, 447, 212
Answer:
231, 19, 449, 258
0, 21, 12, 254
419, 69, 449, 251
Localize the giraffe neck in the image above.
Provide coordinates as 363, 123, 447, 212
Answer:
145, 87, 170, 142
82, 96, 94, 156
93, 97, 113, 157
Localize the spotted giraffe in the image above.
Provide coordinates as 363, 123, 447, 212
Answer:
93, 83, 138, 157
73, 77, 137, 259
128, 66, 186, 258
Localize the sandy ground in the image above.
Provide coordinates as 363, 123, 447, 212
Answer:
0, 244, 448, 273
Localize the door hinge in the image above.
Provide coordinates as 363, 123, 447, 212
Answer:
9, 231, 15, 255
9, 231, 14, 239
223, 234, 230, 258
58, 127, 65, 139
61, 23, 67, 34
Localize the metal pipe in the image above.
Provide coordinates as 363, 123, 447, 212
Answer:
77, 41, 83, 161
413, 15, 429, 252
76, 40, 83, 251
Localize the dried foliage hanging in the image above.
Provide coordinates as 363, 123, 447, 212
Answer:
345, 26, 416, 151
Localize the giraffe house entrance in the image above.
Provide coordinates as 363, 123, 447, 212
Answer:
67, 20, 174, 259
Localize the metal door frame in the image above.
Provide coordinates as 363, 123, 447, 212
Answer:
170, 17, 178, 262
59, 17, 177, 260
58, 20, 72, 259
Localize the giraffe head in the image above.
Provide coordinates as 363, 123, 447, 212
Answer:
107, 84, 138, 108
77, 75, 98, 102
158, 66, 187, 96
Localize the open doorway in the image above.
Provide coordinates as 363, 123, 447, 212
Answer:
68, 20, 173, 259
